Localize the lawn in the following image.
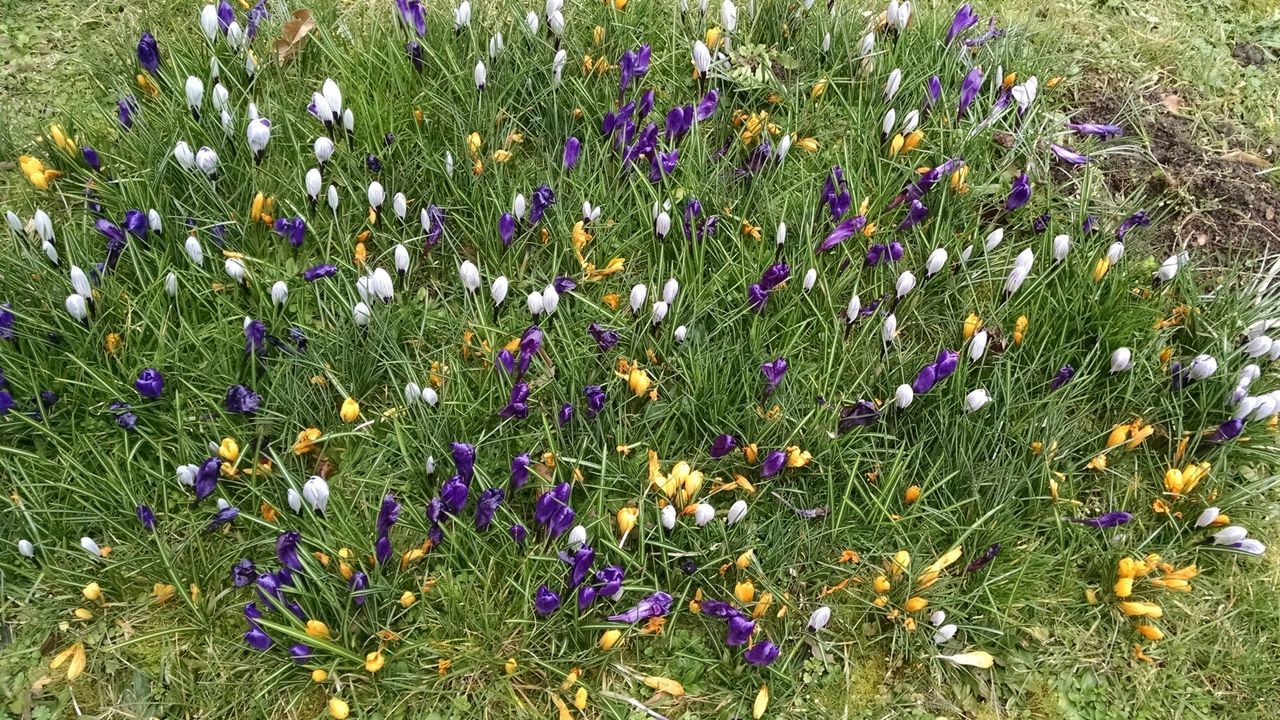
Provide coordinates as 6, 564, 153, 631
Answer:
1, 0, 1279, 719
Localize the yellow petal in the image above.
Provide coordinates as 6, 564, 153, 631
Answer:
753, 683, 770, 719
644, 676, 686, 697
937, 650, 995, 668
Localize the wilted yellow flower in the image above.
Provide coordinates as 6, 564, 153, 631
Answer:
873, 574, 891, 593
104, 333, 121, 353
504, 657, 517, 674
752, 592, 773, 619
340, 397, 360, 423
903, 130, 924, 152
219, 437, 240, 462
311, 668, 328, 682
365, 650, 385, 673
1126, 419, 1154, 449
904, 485, 921, 504
795, 137, 819, 153
400, 591, 417, 608
492, 149, 512, 163
644, 675, 685, 697
50, 642, 87, 681
152, 583, 175, 603
937, 651, 995, 668
1086, 453, 1108, 471
1013, 315, 1028, 345
600, 629, 623, 650
963, 313, 981, 340
1136, 624, 1164, 641
735, 580, 756, 604
1092, 257, 1111, 282
293, 428, 321, 454
950, 165, 970, 193
904, 596, 928, 612
736, 548, 755, 570
1114, 577, 1133, 598
628, 367, 652, 397
306, 620, 331, 639
572, 686, 588, 709
785, 446, 811, 468
327, 697, 350, 719
74, 608, 93, 620
616, 506, 638, 543
1118, 601, 1163, 618
706, 26, 723, 50
466, 132, 482, 156
890, 550, 911, 576
82, 582, 102, 602
888, 133, 905, 157
1106, 424, 1131, 449
810, 78, 829, 99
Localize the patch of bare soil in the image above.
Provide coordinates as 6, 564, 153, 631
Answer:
1071, 86, 1280, 258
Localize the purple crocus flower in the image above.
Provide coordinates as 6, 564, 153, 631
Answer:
194, 457, 220, 501
117, 96, 136, 130
1209, 418, 1244, 443
136, 31, 160, 72
406, 40, 424, 72
921, 75, 943, 117
423, 204, 446, 248
246, 0, 269, 38
638, 89, 655, 119
588, 323, 619, 352
123, 209, 148, 241
744, 640, 780, 666
898, 200, 930, 231
289, 644, 312, 663
945, 3, 980, 44
529, 185, 556, 224
710, 434, 737, 458
963, 16, 1004, 47
816, 215, 866, 253
838, 400, 880, 433
349, 571, 369, 606
496, 349, 516, 374
934, 349, 960, 378
231, 558, 257, 587
82, 146, 101, 171
761, 357, 788, 395
534, 483, 571, 526
761, 449, 787, 477
277, 530, 303, 570
584, 385, 606, 418
535, 584, 561, 615
664, 104, 694, 141
548, 505, 576, 538
553, 276, 577, 294
244, 319, 266, 355
606, 591, 672, 623
695, 90, 719, 122
1069, 511, 1133, 529
205, 505, 240, 532
475, 487, 505, 530
569, 545, 596, 588
136, 504, 156, 531
216, 0, 234, 31
510, 452, 531, 490
1067, 122, 1123, 139
892, 158, 965, 207
1050, 364, 1075, 391
747, 284, 769, 313
441, 476, 469, 514
273, 216, 305, 248
700, 598, 737, 619
452, 441, 476, 482
558, 403, 574, 426
726, 613, 756, 646
110, 401, 138, 430
497, 212, 516, 246
1033, 213, 1051, 233
912, 365, 938, 395
964, 543, 1001, 573
957, 67, 984, 119
563, 137, 581, 170
224, 384, 261, 414
303, 264, 337, 281
510, 523, 527, 545
244, 622, 272, 651
134, 368, 164, 399
1115, 210, 1149, 241
1082, 215, 1098, 234
517, 325, 543, 375
596, 566, 624, 599
499, 381, 530, 419
1004, 173, 1031, 211
819, 166, 851, 222
375, 493, 401, 565
759, 263, 790, 292
618, 44, 652, 95
1050, 143, 1090, 166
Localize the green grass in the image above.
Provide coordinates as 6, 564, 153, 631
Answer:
1, 0, 1279, 718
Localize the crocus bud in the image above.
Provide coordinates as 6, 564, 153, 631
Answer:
164, 272, 177, 297
663, 278, 679, 305
195, 147, 219, 177
491, 276, 509, 306
1187, 354, 1218, 381
185, 76, 204, 117
808, 606, 831, 632
404, 381, 422, 406
459, 260, 480, 292
925, 247, 947, 276
199, 4, 219, 40
969, 330, 988, 361
1110, 347, 1132, 373
1244, 335, 1273, 358
367, 181, 385, 209
185, 236, 204, 266
422, 387, 439, 406
525, 11, 538, 33
542, 285, 560, 316
353, 301, 371, 327
895, 271, 916, 298
1003, 265, 1029, 297
305, 168, 322, 200
33, 209, 53, 242
526, 291, 544, 316
314, 137, 335, 164
674, 325, 688, 343
286, 487, 303, 513
881, 108, 897, 138
660, 504, 676, 530
18, 539, 34, 558
5, 211, 22, 236
655, 210, 671, 237
246, 118, 271, 161
342, 108, 355, 134
894, 383, 913, 408
1213, 525, 1248, 545
370, 268, 394, 302
567, 525, 587, 550
174, 141, 196, 170
1052, 234, 1070, 263
42, 240, 59, 265
327, 185, 339, 211
885, 68, 902, 102
1106, 241, 1124, 264
933, 624, 957, 644
65, 294, 88, 322
726, 500, 748, 525
803, 268, 817, 292
321, 78, 342, 119
859, 32, 875, 56
846, 294, 861, 323
271, 281, 289, 307
882, 314, 898, 344
693, 503, 715, 527
303, 475, 330, 512
224, 257, 247, 284
692, 40, 711, 75
394, 244, 410, 275
392, 193, 408, 221
629, 284, 647, 312
901, 109, 919, 134
964, 388, 991, 412
474, 61, 487, 91
70, 265, 92, 298
984, 228, 1004, 252
651, 301, 669, 325
80, 536, 102, 557
1195, 507, 1220, 528
776, 222, 787, 247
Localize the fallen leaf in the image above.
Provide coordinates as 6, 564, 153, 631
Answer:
1158, 94, 1183, 115
274, 9, 316, 65
1221, 150, 1270, 168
